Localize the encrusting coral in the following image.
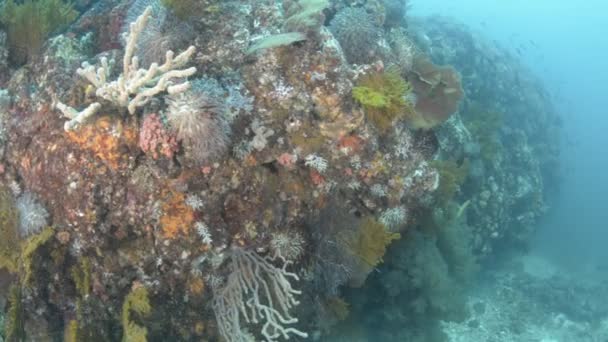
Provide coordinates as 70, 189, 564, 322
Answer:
56, 6, 197, 130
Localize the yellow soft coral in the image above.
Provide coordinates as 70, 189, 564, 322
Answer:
353, 67, 415, 132
122, 286, 151, 342
352, 217, 401, 267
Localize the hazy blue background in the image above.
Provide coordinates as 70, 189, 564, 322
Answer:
411, 0, 608, 270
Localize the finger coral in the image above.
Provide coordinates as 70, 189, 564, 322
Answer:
122, 285, 152, 342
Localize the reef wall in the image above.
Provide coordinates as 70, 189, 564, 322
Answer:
0, 0, 560, 341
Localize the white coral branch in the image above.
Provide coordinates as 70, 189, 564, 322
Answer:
56, 102, 102, 131
213, 248, 308, 342
58, 6, 197, 131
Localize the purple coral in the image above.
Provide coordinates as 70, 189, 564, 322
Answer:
139, 113, 179, 159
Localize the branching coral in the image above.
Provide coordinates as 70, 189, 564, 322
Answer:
127, 0, 195, 68
0, 0, 78, 65
56, 6, 197, 130
212, 247, 308, 342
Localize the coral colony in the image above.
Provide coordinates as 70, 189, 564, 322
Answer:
0, 0, 561, 341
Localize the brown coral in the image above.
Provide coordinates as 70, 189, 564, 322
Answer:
407, 56, 464, 129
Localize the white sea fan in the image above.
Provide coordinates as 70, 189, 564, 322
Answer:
305, 154, 328, 173
16, 192, 49, 237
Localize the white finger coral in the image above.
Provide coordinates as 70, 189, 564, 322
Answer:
56, 6, 197, 131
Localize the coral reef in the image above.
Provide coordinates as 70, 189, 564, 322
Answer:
0, 1, 560, 341
409, 16, 559, 255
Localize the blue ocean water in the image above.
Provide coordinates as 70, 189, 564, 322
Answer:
415, 1, 608, 265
